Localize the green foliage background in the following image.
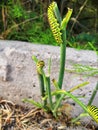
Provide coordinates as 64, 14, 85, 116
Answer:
0, 0, 98, 51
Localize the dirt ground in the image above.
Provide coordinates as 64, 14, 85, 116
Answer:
0, 97, 98, 130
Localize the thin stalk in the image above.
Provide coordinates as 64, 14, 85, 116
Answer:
63, 91, 98, 123
72, 113, 89, 123
69, 81, 89, 92
57, 8, 72, 90
54, 90, 89, 113
33, 56, 47, 106
53, 2, 66, 90
58, 30, 66, 89
53, 2, 62, 24
53, 94, 65, 116
32, 56, 38, 63
64, 91, 88, 112
70, 0, 89, 33
41, 70, 48, 106
52, 79, 60, 90
38, 73, 46, 106
46, 76, 53, 110
88, 81, 98, 106
48, 58, 51, 75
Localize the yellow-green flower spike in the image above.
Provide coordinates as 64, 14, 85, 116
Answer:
87, 105, 98, 123
48, 2, 63, 44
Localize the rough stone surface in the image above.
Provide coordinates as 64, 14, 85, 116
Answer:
0, 40, 98, 124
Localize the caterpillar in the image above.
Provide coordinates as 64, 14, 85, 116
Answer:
87, 105, 98, 123
37, 61, 45, 69
37, 60, 45, 74
47, 2, 63, 44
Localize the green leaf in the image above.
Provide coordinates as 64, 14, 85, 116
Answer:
32, 56, 38, 63
22, 99, 43, 108
69, 81, 89, 92
61, 8, 73, 30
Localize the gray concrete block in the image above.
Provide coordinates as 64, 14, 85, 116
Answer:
0, 40, 98, 123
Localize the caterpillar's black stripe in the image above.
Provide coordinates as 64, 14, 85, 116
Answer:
87, 105, 98, 122
48, 2, 62, 44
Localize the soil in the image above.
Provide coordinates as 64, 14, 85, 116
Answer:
0, 98, 98, 130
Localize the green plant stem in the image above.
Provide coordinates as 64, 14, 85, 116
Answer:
72, 113, 89, 123
88, 81, 98, 106
38, 73, 46, 106
41, 70, 49, 106
57, 8, 72, 90
69, 81, 89, 92
48, 58, 51, 75
53, 94, 65, 117
53, 2, 66, 90
54, 90, 98, 123
46, 76, 53, 110
53, 2, 62, 24
38, 74, 45, 97
22, 98, 43, 108
64, 91, 88, 112
58, 30, 66, 89
54, 90, 88, 113
32, 56, 47, 106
